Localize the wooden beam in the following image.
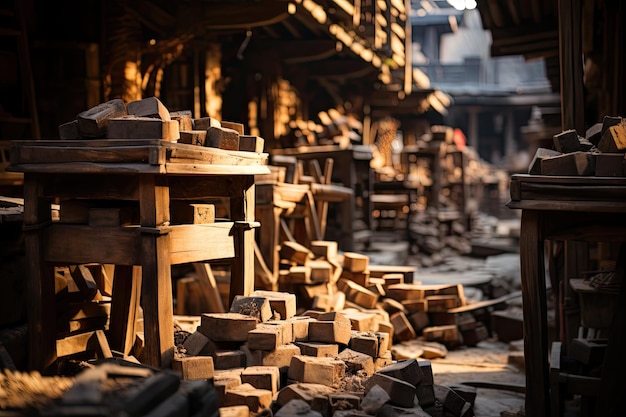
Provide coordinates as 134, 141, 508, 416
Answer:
180, 1, 291, 31
252, 40, 338, 65
558, 0, 584, 133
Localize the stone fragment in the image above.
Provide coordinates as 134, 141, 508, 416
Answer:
337, 348, 375, 375
360, 384, 390, 414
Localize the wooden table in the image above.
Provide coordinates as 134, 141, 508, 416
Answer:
9, 139, 269, 371
507, 174, 626, 417
270, 145, 373, 251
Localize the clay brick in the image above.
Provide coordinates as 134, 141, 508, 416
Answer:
306, 259, 333, 283
343, 252, 370, 272
275, 383, 336, 407
179, 130, 207, 146
377, 358, 423, 387
221, 121, 245, 135
200, 313, 259, 342
434, 385, 472, 417
386, 284, 425, 302
416, 384, 436, 407
286, 316, 315, 342
541, 151, 595, 176
230, 296, 273, 322
349, 332, 379, 358
275, 399, 323, 417
107, 116, 179, 141
341, 269, 370, 287
172, 355, 214, 381
223, 383, 273, 412
193, 116, 221, 130
213, 369, 242, 403
206, 125, 239, 150
374, 350, 393, 371
241, 365, 281, 393
341, 309, 380, 332
408, 311, 430, 333
312, 291, 346, 312
426, 295, 462, 311
308, 320, 352, 345
553, 129, 581, 153
77, 98, 127, 137
594, 153, 626, 177
170, 110, 193, 131
310, 240, 338, 260
58, 120, 80, 139
127, 96, 171, 120
365, 373, 416, 408
248, 323, 285, 351
528, 148, 561, 175
280, 241, 313, 265
389, 312, 416, 342
423, 325, 461, 346
338, 279, 379, 309
239, 135, 264, 153
296, 341, 339, 358
246, 343, 301, 370
360, 384, 390, 415
287, 355, 346, 385
218, 405, 249, 417
337, 348, 375, 375
214, 350, 247, 370
251, 290, 297, 320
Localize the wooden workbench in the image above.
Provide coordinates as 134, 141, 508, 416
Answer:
9, 139, 269, 371
507, 173, 626, 417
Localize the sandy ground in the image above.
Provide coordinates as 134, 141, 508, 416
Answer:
429, 339, 525, 417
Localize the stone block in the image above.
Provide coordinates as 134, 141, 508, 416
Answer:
310, 240, 338, 260
386, 284, 426, 302
248, 323, 285, 351
553, 129, 580, 153
170, 110, 193, 131
179, 130, 207, 146
193, 116, 221, 130
246, 343, 301, 371
528, 148, 561, 175
360, 384, 390, 415
541, 151, 595, 175
340, 309, 380, 332
338, 279, 379, 309
341, 269, 370, 287
433, 385, 472, 417
287, 316, 315, 342
408, 311, 430, 333
416, 384, 435, 407
595, 153, 626, 177
374, 351, 393, 371
275, 383, 336, 407
350, 332, 379, 358
312, 291, 346, 312
280, 241, 312, 265
218, 405, 249, 417
306, 259, 333, 283
221, 121, 245, 135
376, 358, 423, 387
206, 126, 239, 150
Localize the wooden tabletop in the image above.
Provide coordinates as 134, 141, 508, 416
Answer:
8, 139, 270, 175
508, 173, 626, 212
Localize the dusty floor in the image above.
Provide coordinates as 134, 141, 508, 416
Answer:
430, 339, 525, 417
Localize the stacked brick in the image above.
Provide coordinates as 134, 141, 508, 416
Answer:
528, 115, 626, 176
57, 96, 265, 153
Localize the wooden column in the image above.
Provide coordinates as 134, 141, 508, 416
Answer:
558, 0, 584, 133
229, 175, 256, 307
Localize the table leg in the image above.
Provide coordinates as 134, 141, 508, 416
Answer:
519, 209, 551, 417
109, 265, 142, 355
23, 174, 56, 372
139, 175, 174, 369
229, 176, 256, 307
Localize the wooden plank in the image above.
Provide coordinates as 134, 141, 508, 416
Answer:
109, 265, 142, 355
169, 223, 235, 264
45, 225, 140, 265
193, 263, 225, 313
12, 145, 154, 165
